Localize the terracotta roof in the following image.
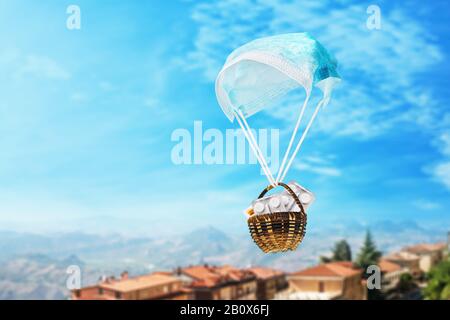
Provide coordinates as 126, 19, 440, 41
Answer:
378, 259, 402, 273
331, 261, 355, 269
152, 271, 172, 276
222, 265, 257, 282
403, 243, 446, 254
182, 266, 218, 279
181, 265, 255, 288
99, 273, 180, 293
384, 251, 420, 262
181, 266, 222, 287
291, 262, 361, 278
247, 267, 285, 280
214, 265, 242, 281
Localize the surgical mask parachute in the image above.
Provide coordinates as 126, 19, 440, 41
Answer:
215, 33, 341, 253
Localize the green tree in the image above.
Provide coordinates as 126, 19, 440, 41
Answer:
320, 239, 352, 263
397, 273, 415, 293
355, 230, 382, 273
423, 259, 450, 300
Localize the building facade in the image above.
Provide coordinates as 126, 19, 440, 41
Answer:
247, 267, 288, 300
178, 265, 257, 300
286, 262, 367, 300
402, 243, 447, 273
72, 272, 192, 300
378, 259, 408, 292
384, 251, 421, 278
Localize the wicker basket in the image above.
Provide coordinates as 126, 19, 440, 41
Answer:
247, 182, 307, 253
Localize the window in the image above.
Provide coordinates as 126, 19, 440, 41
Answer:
98, 288, 104, 295
75, 290, 81, 298
318, 281, 325, 292
115, 292, 122, 299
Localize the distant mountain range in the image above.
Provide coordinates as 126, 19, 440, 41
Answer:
0, 219, 447, 299
0, 254, 80, 300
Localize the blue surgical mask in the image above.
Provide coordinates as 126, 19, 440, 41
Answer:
216, 32, 340, 122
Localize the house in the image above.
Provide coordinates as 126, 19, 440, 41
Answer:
247, 267, 288, 300
178, 265, 257, 300
71, 271, 192, 300
402, 243, 447, 273
285, 261, 367, 300
378, 259, 408, 292
384, 251, 421, 277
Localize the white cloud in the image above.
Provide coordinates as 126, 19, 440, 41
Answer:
293, 154, 342, 177
431, 162, 450, 190
436, 132, 450, 156
296, 163, 342, 177
144, 97, 159, 108
185, 0, 445, 139
412, 199, 441, 211
70, 92, 88, 102
430, 132, 450, 190
0, 50, 70, 81
15, 55, 71, 80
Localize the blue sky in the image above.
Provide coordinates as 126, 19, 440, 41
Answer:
0, 0, 449, 236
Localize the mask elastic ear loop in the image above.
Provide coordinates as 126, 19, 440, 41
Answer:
234, 110, 277, 187
276, 92, 311, 184
278, 98, 325, 183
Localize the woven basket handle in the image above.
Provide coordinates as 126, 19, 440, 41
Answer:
258, 182, 306, 216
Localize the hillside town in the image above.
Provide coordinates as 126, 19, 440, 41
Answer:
72, 237, 449, 300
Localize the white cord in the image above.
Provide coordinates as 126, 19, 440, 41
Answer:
278, 98, 325, 182
235, 110, 276, 186
276, 93, 311, 184
234, 110, 277, 186
232, 95, 324, 185
238, 110, 278, 186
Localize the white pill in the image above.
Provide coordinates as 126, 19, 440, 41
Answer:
269, 197, 281, 208
254, 202, 265, 213
300, 193, 311, 204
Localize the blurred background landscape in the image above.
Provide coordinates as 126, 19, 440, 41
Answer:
0, 220, 446, 299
